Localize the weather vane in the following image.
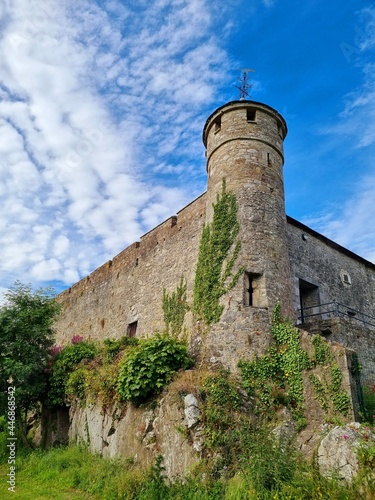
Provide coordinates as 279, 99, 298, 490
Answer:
235, 68, 255, 100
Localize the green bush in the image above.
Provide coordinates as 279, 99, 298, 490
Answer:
103, 336, 139, 362
66, 367, 89, 401
47, 340, 98, 407
117, 334, 193, 404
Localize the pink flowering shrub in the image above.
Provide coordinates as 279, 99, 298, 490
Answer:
71, 335, 84, 345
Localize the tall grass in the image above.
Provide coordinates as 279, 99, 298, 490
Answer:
1, 439, 374, 499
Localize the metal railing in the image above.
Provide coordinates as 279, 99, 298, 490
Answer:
297, 301, 375, 329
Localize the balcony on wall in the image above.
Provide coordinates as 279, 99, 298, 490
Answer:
297, 301, 375, 330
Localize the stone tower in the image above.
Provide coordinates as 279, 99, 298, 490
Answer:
203, 100, 293, 322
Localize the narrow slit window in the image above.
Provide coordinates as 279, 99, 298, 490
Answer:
245, 273, 254, 306
214, 116, 221, 132
247, 108, 256, 122
127, 321, 138, 337
244, 272, 263, 307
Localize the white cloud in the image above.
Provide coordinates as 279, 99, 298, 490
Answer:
0, 0, 232, 292
307, 7, 375, 264
303, 175, 375, 263
356, 7, 375, 52
323, 8, 375, 147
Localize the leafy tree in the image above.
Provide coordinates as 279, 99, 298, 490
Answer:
0, 281, 61, 445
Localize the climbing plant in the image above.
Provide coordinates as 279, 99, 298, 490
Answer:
309, 335, 351, 417
193, 179, 244, 325
311, 334, 333, 365
240, 306, 352, 428
162, 276, 190, 336
240, 305, 312, 428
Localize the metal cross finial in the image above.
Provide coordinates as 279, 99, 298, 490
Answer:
235, 68, 255, 100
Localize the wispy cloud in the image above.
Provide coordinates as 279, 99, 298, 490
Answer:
326, 7, 375, 148
262, 0, 275, 7
306, 7, 375, 264
303, 175, 375, 263
0, 0, 232, 290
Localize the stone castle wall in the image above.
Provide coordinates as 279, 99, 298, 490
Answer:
287, 217, 375, 395
54, 100, 375, 376
55, 193, 207, 345
287, 217, 375, 317
55, 101, 295, 362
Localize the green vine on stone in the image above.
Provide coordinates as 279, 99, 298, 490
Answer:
193, 179, 244, 325
240, 305, 312, 429
330, 364, 351, 415
311, 334, 333, 365
309, 374, 329, 411
162, 276, 190, 336
240, 308, 352, 427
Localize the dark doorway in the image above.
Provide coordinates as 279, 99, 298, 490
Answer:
127, 321, 138, 337
299, 279, 320, 322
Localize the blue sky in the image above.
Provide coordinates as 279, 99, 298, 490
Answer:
0, 0, 374, 296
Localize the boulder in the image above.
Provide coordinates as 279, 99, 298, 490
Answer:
317, 423, 375, 482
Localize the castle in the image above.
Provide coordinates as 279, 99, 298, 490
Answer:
55, 98, 375, 408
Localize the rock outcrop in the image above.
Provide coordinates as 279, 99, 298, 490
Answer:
317, 423, 375, 482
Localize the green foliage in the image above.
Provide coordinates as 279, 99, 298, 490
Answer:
308, 366, 351, 418
47, 340, 98, 407
103, 336, 139, 362
309, 336, 350, 417
0, 281, 61, 443
47, 333, 194, 409
362, 383, 375, 424
52, 336, 138, 408
239, 348, 285, 413
311, 334, 334, 365
309, 374, 329, 411
201, 371, 243, 451
193, 179, 244, 325
162, 276, 190, 335
240, 306, 311, 427
1, 438, 373, 499
117, 334, 193, 404
330, 364, 351, 415
81, 362, 120, 408
357, 426, 375, 469
240, 306, 351, 428
242, 425, 298, 493
196, 369, 365, 498
65, 367, 89, 402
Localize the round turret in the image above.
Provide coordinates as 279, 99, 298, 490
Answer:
203, 100, 292, 313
